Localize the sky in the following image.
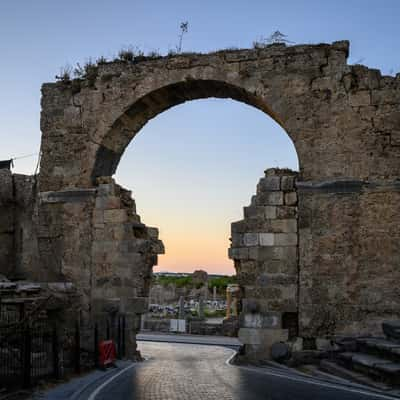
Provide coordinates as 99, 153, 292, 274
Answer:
0, 1, 399, 274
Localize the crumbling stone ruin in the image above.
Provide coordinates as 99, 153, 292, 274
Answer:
1, 40, 399, 361
230, 168, 298, 359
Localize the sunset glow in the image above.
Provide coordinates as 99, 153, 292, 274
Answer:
115, 99, 299, 274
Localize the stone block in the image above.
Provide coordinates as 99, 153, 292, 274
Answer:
315, 338, 336, 351
95, 195, 121, 210
276, 206, 297, 219
272, 246, 298, 260
391, 130, 400, 146
97, 183, 116, 196
264, 168, 280, 176
249, 246, 297, 261
242, 312, 281, 329
274, 233, 298, 246
64, 105, 82, 128
249, 246, 275, 261
0, 212, 14, 233
270, 219, 297, 233
228, 247, 249, 260
93, 210, 104, 227
257, 192, 284, 206
151, 240, 165, 254
258, 176, 280, 192
239, 328, 289, 360
147, 227, 159, 239
349, 90, 371, 107
243, 233, 259, 246
231, 220, 246, 233
0, 170, 13, 204
281, 176, 295, 191
284, 192, 297, 205
259, 233, 274, 246
265, 206, 277, 219
261, 259, 298, 275
40, 189, 96, 203
244, 206, 265, 219
104, 209, 128, 223
231, 233, 243, 246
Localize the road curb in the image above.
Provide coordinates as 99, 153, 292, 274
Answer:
69, 361, 134, 400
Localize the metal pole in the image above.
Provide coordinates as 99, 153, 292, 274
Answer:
22, 323, 31, 388
52, 324, 60, 379
74, 320, 81, 373
122, 315, 126, 358
94, 323, 99, 368
117, 316, 121, 358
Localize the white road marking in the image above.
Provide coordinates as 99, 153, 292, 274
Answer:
86, 343, 400, 400
87, 363, 136, 400
226, 351, 400, 400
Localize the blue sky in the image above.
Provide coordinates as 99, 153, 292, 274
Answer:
1, 1, 399, 273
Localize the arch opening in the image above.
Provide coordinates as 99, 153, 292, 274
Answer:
114, 97, 299, 275
102, 88, 300, 357
92, 79, 296, 182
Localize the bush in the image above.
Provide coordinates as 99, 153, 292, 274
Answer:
208, 276, 236, 294
55, 65, 72, 82
156, 275, 194, 288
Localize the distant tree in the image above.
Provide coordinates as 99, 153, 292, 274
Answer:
177, 21, 189, 53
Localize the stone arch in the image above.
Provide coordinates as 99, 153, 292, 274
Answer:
33, 41, 400, 360
92, 79, 293, 182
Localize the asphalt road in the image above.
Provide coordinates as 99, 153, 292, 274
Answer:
81, 341, 399, 400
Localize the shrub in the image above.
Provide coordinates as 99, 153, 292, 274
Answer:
55, 65, 72, 82
118, 48, 134, 62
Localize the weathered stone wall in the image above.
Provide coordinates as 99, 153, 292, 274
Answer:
298, 180, 400, 337
230, 169, 298, 358
33, 40, 400, 358
38, 41, 400, 193
0, 170, 40, 280
0, 170, 15, 278
38, 178, 163, 357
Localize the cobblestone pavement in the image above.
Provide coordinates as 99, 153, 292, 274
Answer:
92, 342, 395, 400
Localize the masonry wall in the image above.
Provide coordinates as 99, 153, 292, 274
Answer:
33, 40, 400, 358
0, 170, 40, 280
38, 178, 164, 358
229, 169, 298, 359
0, 169, 163, 357
298, 181, 400, 337
0, 170, 15, 278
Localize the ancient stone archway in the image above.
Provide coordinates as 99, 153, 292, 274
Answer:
90, 80, 291, 182
2, 40, 399, 360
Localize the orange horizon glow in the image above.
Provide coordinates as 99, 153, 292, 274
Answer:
115, 99, 299, 275
143, 210, 237, 275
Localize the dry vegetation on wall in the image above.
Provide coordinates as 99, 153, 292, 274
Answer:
55, 29, 296, 83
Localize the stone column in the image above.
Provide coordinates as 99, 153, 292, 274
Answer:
226, 288, 232, 319
178, 296, 185, 320
229, 168, 298, 360
198, 298, 205, 319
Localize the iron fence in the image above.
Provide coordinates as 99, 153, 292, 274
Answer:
0, 321, 56, 388
0, 303, 24, 325
0, 314, 126, 390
